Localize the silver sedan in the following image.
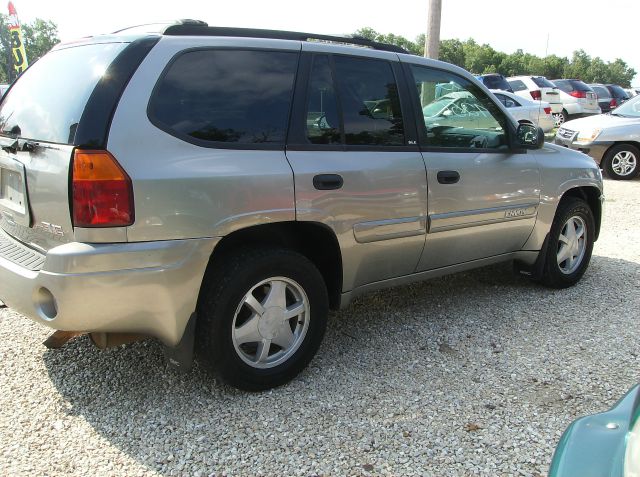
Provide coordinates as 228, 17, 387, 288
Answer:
555, 95, 640, 180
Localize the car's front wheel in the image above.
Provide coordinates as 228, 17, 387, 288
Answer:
196, 248, 328, 391
539, 197, 595, 289
603, 144, 639, 180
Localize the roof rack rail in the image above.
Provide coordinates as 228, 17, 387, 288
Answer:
162, 22, 410, 54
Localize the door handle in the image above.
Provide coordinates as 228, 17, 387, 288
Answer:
437, 170, 460, 184
313, 174, 344, 190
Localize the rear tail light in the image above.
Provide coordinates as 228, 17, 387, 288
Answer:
610, 98, 618, 108
543, 107, 551, 115
569, 90, 587, 99
71, 150, 134, 227
530, 90, 542, 100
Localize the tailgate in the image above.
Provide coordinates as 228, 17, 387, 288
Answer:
0, 141, 74, 251
582, 92, 598, 109
0, 41, 133, 252
542, 87, 562, 105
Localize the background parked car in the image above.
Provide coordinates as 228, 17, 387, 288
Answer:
507, 75, 563, 125
490, 89, 555, 132
589, 84, 616, 113
555, 93, 640, 179
475, 73, 513, 93
551, 79, 601, 125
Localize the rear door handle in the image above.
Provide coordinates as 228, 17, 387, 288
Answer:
437, 170, 460, 184
313, 174, 344, 190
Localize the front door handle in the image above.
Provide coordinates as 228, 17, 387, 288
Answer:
437, 170, 460, 184
313, 174, 344, 190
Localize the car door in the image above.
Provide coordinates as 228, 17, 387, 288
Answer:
401, 61, 541, 271
285, 47, 428, 292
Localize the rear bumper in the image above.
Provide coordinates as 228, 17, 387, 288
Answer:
0, 230, 218, 346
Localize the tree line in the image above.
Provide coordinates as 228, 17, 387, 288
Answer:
0, 14, 58, 83
355, 27, 636, 87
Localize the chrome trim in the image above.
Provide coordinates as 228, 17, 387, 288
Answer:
353, 216, 426, 243
428, 203, 538, 233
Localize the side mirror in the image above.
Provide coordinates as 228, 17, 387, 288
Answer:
515, 123, 544, 149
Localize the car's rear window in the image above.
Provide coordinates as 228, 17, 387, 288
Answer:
0, 43, 127, 144
481, 75, 512, 91
508, 79, 527, 92
148, 49, 298, 146
608, 85, 629, 99
591, 85, 610, 98
531, 76, 555, 88
568, 80, 592, 92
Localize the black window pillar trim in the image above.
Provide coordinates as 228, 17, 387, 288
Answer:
73, 36, 160, 149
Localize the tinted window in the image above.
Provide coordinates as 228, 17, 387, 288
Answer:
608, 85, 629, 99
0, 43, 127, 144
332, 56, 404, 146
411, 66, 508, 150
509, 80, 527, 91
495, 94, 519, 108
552, 80, 570, 92
306, 55, 340, 144
591, 86, 610, 98
531, 76, 555, 88
480, 75, 512, 92
568, 80, 591, 92
149, 49, 298, 145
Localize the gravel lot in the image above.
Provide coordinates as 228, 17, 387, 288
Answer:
1, 177, 639, 477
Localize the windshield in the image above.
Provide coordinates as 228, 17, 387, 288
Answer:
0, 42, 127, 144
611, 94, 640, 117
422, 97, 452, 117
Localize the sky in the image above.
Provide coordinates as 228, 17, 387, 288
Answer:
12, 0, 640, 84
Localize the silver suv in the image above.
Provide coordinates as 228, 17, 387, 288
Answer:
0, 22, 604, 390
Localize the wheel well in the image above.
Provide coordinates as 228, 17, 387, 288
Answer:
205, 222, 343, 310
604, 141, 640, 157
561, 187, 602, 240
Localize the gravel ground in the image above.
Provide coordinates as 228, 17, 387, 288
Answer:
1, 177, 639, 477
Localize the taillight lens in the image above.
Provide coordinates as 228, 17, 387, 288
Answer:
544, 107, 551, 114
569, 90, 587, 99
530, 90, 542, 100
610, 98, 618, 108
72, 150, 134, 227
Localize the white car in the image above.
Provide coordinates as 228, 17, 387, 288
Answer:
507, 76, 563, 121
550, 79, 601, 125
490, 89, 555, 132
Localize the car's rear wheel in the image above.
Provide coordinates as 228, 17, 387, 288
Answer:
196, 248, 328, 391
603, 144, 640, 180
539, 197, 595, 289
553, 110, 568, 128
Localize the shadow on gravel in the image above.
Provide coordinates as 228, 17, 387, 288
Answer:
41, 254, 640, 475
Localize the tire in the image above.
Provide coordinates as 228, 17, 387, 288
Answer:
553, 110, 568, 128
539, 197, 595, 289
196, 248, 329, 391
603, 144, 640, 180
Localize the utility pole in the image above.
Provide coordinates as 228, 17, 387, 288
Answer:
424, 0, 442, 59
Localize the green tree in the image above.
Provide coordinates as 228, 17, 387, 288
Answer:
352, 28, 637, 87
0, 14, 59, 83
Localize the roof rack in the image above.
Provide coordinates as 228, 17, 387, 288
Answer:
162, 21, 410, 54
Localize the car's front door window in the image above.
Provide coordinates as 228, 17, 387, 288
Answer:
410, 65, 509, 150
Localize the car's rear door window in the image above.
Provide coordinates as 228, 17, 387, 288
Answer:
591, 85, 610, 98
333, 56, 405, 146
149, 49, 298, 146
304, 55, 405, 146
0, 43, 127, 144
